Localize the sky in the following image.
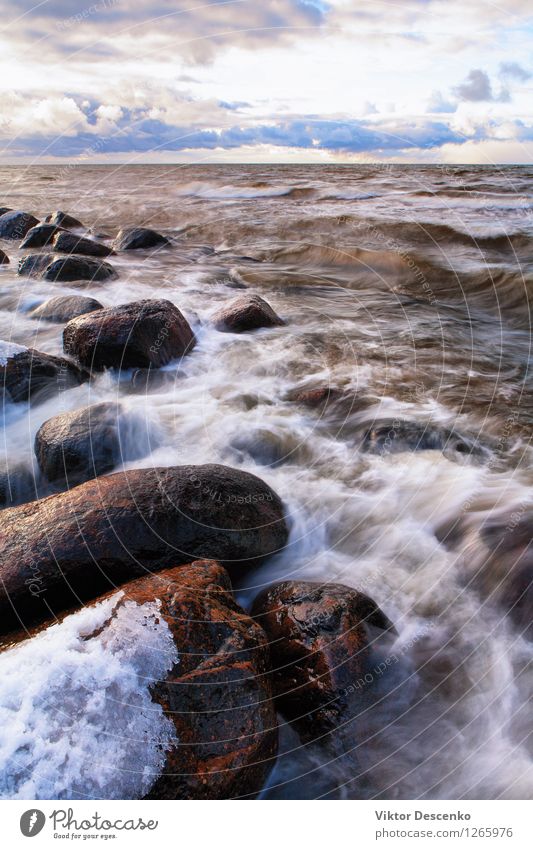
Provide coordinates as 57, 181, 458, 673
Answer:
0, 0, 531, 163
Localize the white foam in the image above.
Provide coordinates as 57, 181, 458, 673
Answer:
0, 341, 27, 366
0, 593, 178, 800
177, 181, 295, 199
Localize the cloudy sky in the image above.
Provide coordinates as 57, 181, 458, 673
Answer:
0, 0, 532, 163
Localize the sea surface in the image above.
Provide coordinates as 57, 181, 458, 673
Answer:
0, 164, 532, 799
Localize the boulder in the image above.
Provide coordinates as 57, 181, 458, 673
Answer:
113, 227, 169, 251
35, 402, 123, 486
360, 418, 485, 462
44, 210, 84, 229
213, 294, 285, 333
251, 580, 394, 738
63, 298, 196, 370
0, 207, 12, 216
18, 253, 55, 277
0, 463, 288, 633
0, 210, 39, 240
0, 561, 277, 800
0, 343, 88, 404
20, 224, 61, 248
0, 249, 8, 265
287, 385, 343, 409
43, 256, 117, 282
29, 295, 104, 323
52, 231, 114, 258
0, 464, 37, 509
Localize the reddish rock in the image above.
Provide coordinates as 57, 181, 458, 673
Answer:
287, 385, 343, 408
63, 298, 196, 370
213, 294, 285, 333
251, 580, 394, 737
0, 464, 288, 634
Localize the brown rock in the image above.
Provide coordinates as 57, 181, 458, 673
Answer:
0, 463, 288, 634
20, 224, 61, 248
0, 249, 8, 265
287, 385, 343, 408
213, 294, 285, 333
63, 298, 196, 370
251, 580, 394, 737
30, 295, 104, 323
0, 346, 88, 404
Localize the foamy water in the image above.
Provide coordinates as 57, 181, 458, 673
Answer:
0, 164, 532, 799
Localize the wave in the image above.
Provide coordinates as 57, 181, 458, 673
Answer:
176, 181, 316, 200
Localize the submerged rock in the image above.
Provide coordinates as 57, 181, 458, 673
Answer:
0, 464, 37, 509
0, 343, 88, 404
43, 256, 117, 282
18, 253, 55, 277
63, 298, 196, 370
113, 227, 169, 251
212, 294, 285, 333
360, 418, 485, 462
35, 402, 124, 487
29, 295, 104, 323
0, 463, 288, 633
52, 231, 114, 258
45, 210, 84, 229
252, 580, 394, 738
287, 385, 344, 409
20, 224, 61, 248
0, 210, 39, 240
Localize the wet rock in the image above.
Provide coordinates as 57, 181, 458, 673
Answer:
43, 256, 117, 282
0, 210, 39, 240
130, 366, 179, 394
251, 580, 394, 738
20, 224, 61, 248
0, 249, 8, 265
287, 385, 343, 409
0, 463, 288, 633
35, 402, 123, 487
213, 294, 285, 333
18, 253, 55, 277
63, 298, 196, 370
45, 210, 84, 229
0, 344, 88, 404
0, 464, 37, 509
360, 418, 485, 462
140, 560, 278, 799
52, 231, 114, 258
114, 227, 170, 251
0, 207, 12, 216
29, 295, 104, 323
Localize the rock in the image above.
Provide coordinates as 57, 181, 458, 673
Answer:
52, 231, 114, 257
0, 210, 39, 240
0, 343, 88, 404
360, 418, 485, 462
0, 464, 37, 509
113, 227, 169, 251
35, 402, 123, 486
0, 464, 288, 633
43, 256, 117, 282
63, 298, 196, 370
0, 207, 12, 216
29, 295, 104, 323
18, 253, 55, 277
20, 224, 61, 248
213, 294, 285, 333
44, 210, 84, 228
251, 580, 394, 738
287, 385, 343, 408
0, 249, 8, 265
0, 560, 277, 800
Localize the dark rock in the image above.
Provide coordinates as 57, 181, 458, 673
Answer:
140, 560, 277, 799
0, 463, 288, 633
113, 227, 170, 251
29, 295, 104, 323
20, 224, 61, 248
130, 366, 179, 394
35, 402, 123, 486
0, 210, 39, 240
213, 294, 285, 333
0, 345, 88, 405
43, 256, 117, 282
0, 464, 37, 509
52, 231, 114, 257
0, 207, 12, 216
360, 418, 485, 462
44, 210, 84, 229
0, 249, 8, 265
63, 298, 196, 370
251, 580, 394, 738
18, 253, 55, 277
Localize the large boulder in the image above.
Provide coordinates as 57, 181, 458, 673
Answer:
113, 227, 169, 251
44, 210, 84, 229
29, 295, 104, 323
63, 298, 196, 370
0, 561, 277, 800
0, 210, 39, 239
0, 464, 288, 633
35, 402, 123, 487
213, 294, 285, 333
0, 342, 88, 404
0, 249, 8, 265
43, 256, 117, 282
20, 224, 61, 248
251, 580, 394, 738
52, 231, 114, 258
